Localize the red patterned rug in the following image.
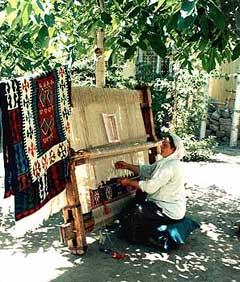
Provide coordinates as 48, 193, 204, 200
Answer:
0, 67, 71, 220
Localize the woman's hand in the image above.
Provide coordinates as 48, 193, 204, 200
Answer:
115, 161, 128, 170
118, 177, 141, 191
117, 177, 130, 186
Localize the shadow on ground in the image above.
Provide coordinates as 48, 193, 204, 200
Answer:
0, 180, 240, 282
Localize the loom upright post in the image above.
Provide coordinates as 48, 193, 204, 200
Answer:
138, 84, 159, 164
60, 161, 87, 255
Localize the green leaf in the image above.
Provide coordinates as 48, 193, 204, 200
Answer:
6, 10, 18, 26
201, 54, 208, 72
124, 44, 137, 60
20, 33, 33, 49
180, 0, 198, 17
119, 40, 130, 48
199, 15, 208, 38
30, 13, 41, 25
148, 36, 167, 58
178, 13, 197, 31
214, 49, 222, 65
138, 40, 148, 51
128, 7, 140, 18
86, 21, 98, 34
68, 50, 76, 68
202, 49, 216, 72
167, 12, 179, 31
32, 0, 44, 15
37, 25, 49, 49
101, 12, 112, 25
208, 2, 225, 30
48, 27, 55, 37
232, 44, 240, 61
198, 40, 208, 51
112, 0, 121, 10
34, 59, 45, 69
36, 0, 45, 12
209, 49, 216, 71
104, 49, 113, 61
112, 15, 119, 31
22, 4, 30, 26
224, 47, 232, 62
154, 0, 166, 12
8, 0, 18, 8
6, 5, 15, 15
177, 0, 198, 31
44, 14, 55, 27
212, 35, 227, 51
180, 59, 188, 69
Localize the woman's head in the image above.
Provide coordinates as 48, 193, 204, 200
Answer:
160, 135, 176, 158
160, 133, 185, 159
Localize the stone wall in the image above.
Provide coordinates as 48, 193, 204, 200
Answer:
206, 102, 234, 143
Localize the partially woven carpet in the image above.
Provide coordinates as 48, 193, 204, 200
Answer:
0, 67, 71, 221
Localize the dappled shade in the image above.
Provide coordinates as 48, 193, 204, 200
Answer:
0, 149, 240, 281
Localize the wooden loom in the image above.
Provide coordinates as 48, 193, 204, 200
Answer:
60, 85, 159, 254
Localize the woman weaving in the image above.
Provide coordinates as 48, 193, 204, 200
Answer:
114, 133, 186, 245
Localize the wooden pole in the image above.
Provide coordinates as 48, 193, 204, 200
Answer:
230, 62, 240, 147
138, 84, 159, 164
60, 161, 87, 255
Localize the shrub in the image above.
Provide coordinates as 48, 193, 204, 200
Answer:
183, 135, 218, 162
151, 78, 174, 135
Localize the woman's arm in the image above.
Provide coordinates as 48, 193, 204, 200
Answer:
118, 178, 141, 190
115, 161, 140, 176
139, 162, 175, 194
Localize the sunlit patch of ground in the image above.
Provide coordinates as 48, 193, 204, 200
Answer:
0, 149, 240, 282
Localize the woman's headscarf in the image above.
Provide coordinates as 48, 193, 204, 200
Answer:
168, 133, 185, 160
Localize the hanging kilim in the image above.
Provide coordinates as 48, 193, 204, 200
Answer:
0, 67, 71, 221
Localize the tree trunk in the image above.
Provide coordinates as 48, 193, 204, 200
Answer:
95, 29, 105, 87
138, 49, 143, 63
95, 0, 105, 87
172, 74, 178, 131
230, 63, 240, 147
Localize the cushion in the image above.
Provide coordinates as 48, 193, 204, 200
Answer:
156, 217, 200, 251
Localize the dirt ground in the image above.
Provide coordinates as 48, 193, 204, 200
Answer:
0, 147, 240, 282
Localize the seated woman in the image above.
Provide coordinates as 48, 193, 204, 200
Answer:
115, 133, 186, 245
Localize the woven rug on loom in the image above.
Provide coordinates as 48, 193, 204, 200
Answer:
0, 67, 72, 221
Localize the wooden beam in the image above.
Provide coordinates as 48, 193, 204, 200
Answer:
60, 161, 87, 255
138, 84, 159, 164
72, 141, 159, 164
138, 84, 157, 142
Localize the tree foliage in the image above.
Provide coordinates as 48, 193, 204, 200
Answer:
0, 0, 240, 78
